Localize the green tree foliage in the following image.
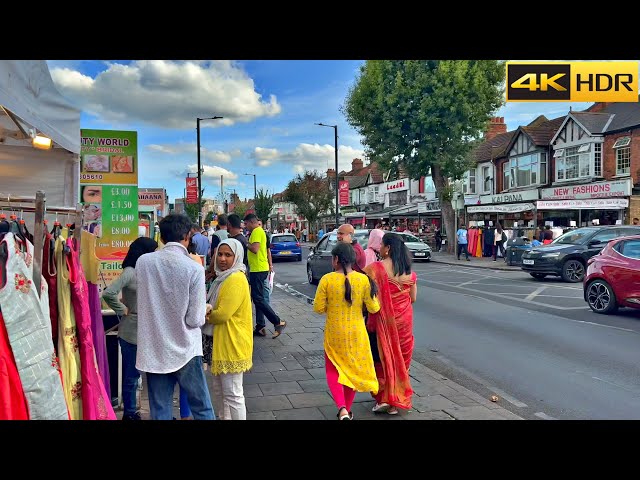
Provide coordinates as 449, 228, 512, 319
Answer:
342, 60, 505, 251
283, 170, 334, 233
254, 188, 275, 224
232, 199, 250, 219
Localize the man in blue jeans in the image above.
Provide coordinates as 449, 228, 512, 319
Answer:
456, 224, 470, 261
136, 213, 215, 420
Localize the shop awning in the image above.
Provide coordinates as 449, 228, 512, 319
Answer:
366, 207, 402, 219
537, 198, 629, 210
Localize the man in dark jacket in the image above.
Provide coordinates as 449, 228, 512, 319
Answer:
337, 223, 366, 273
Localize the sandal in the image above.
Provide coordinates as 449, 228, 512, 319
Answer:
272, 321, 287, 339
253, 327, 266, 337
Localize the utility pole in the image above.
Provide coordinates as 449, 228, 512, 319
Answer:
315, 123, 339, 227
196, 115, 223, 227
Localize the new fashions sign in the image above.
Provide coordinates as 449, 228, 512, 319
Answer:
467, 202, 536, 214
537, 198, 629, 210
479, 189, 538, 204
381, 178, 409, 194
540, 178, 632, 200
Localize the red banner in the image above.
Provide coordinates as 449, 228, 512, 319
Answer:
186, 177, 198, 204
339, 180, 350, 206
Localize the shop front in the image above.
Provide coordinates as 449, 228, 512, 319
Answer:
466, 189, 539, 232
538, 179, 632, 228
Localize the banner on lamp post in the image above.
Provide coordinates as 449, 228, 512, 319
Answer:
339, 181, 350, 206
186, 177, 198, 204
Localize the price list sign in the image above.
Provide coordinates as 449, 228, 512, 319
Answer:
80, 129, 138, 288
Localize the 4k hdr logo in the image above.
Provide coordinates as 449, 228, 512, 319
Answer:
506, 62, 639, 102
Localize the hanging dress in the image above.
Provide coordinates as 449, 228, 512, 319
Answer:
81, 230, 111, 399
0, 232, 68, 419
0, 310, 29, 419
42, 229, 58, 348
56, 233, 84, 419
67, 236, 116, 420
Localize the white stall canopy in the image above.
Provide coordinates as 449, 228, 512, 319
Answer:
0, 60, 81, 208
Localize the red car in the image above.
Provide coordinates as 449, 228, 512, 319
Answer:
584, 235, 640, 314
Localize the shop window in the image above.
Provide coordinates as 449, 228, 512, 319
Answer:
616, 146, 631, 175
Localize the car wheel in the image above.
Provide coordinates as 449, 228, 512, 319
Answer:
561, 259, 585, 283
307, 264, 318, 285
297, 255, 302, 262
530, 273, 547, 280
586, 279, 618, 314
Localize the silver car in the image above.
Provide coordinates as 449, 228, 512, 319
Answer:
387, 231, 432, 262
306, 229, 370, 285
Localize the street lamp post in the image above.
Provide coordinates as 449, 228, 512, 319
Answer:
197, 115, 223, 226
315, 122, 339, 227
243, 173, 257, 202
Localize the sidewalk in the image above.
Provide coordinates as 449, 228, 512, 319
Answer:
130, 287, 522, 420
430, 250, 522, 271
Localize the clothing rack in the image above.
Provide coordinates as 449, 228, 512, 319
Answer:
0, 190, 83, 297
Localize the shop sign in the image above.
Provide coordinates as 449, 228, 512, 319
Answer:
138, 189, 165, 206
540, 179, 632, 200
382, 178, 409, 194
479, 189, 538, 204
464, 195, 480, 205
186, 177, 198, 204
339, 180, 350, 206
537, 198, 629, 210
467, 202, 535, 213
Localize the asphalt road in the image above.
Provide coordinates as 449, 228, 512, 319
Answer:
272, 246, 640, 419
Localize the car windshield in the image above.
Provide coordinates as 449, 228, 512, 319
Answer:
326, 232, 369, 250
399, 233, 420, 243
553, 227, 598, 245
274, 235, 296, 243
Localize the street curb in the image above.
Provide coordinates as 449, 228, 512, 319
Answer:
430, 258, 521, 272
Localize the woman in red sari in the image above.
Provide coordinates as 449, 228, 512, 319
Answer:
363, 232, 417, 414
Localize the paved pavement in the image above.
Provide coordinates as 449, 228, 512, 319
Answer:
126, 286, 523, 420
430, 250, 522, 271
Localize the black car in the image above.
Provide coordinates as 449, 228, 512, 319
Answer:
306, 229, 370, 285
521, 225, 640, 283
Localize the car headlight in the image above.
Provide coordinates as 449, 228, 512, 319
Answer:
542, 252, 561, 258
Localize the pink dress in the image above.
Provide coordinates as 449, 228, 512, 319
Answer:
66, 237, 116, 420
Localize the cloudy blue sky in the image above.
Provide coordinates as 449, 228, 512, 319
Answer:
46, 60, 592, 204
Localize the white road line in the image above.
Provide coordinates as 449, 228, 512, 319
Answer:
524, 286, 547, 302
435, 355, 528, 408
535, 412, 557, 420
591, 375, 639, 393
427, 268, 583, 290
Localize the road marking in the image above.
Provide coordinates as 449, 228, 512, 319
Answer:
435, 354, 528, 408
535, 412, 557, 420
524, 286, 547, 302
426, 268, 584, 290
591, 375, 639, 393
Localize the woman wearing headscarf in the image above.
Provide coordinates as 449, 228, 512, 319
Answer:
204, 238, 253, 420
364, 228, 384, 267
102, 236, 158, 420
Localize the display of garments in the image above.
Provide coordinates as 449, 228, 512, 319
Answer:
88, 282, 110, 399
42, 229, 58, 347
80, 230, 100, 285
56, 233, 83, 420
0, 311, 29, 420
0, 233, 68, 420
66, 236, 116, 420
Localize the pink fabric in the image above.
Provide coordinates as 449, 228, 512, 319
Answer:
66, 237, 116, 420
325, 353, 356, 412
88, 283, 111, 399
364, 229, 384, 267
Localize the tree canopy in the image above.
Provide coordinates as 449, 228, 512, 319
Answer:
283, 170, 334, 232
254, 188, 275, 224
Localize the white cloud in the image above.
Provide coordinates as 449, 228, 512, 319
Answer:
251, 143, 365, 173
50, 60, 281, 129
147, 142, 240, 163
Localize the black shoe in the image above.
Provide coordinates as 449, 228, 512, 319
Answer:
122, 412, 142, 421
253, 327, 267, 337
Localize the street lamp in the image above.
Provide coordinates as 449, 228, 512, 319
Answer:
243, 173, 257, 202
197, 115, 223, 226
315, 122, 339, 227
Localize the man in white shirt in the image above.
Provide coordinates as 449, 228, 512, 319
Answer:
136, 213, 215, 420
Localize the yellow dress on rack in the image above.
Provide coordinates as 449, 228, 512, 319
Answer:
56, 230, 83, 420
80, 230, 100, 285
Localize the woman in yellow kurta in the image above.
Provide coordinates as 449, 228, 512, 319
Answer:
313, 242, 380, 420
205, 238, 253, 420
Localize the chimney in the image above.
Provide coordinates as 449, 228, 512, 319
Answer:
351, 158, 364, 172
326, 168, 336, 178
587, 102, 612, 113
484, 116, 507, 140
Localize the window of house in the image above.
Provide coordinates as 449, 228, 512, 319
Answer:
613, 136, 631, 148
503, 153, 545, 189
482, 166, 491, 192
463, 169, 476, 194
555, 143, 601, 181
616, 145, 631, 175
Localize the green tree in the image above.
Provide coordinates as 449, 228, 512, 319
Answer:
342, 60, 505, 252
283, 170, 334, 234
205, 211, 215, 224
232, 199, 250, 219
185, 201, 204, 224
254, 188, 275, 224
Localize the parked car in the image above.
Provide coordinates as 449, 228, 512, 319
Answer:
583, 235, 640, 314
306, 229, 370, 285
387, 231, 431, 261
521, 226, 640, 283
270, 233, 302, 261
